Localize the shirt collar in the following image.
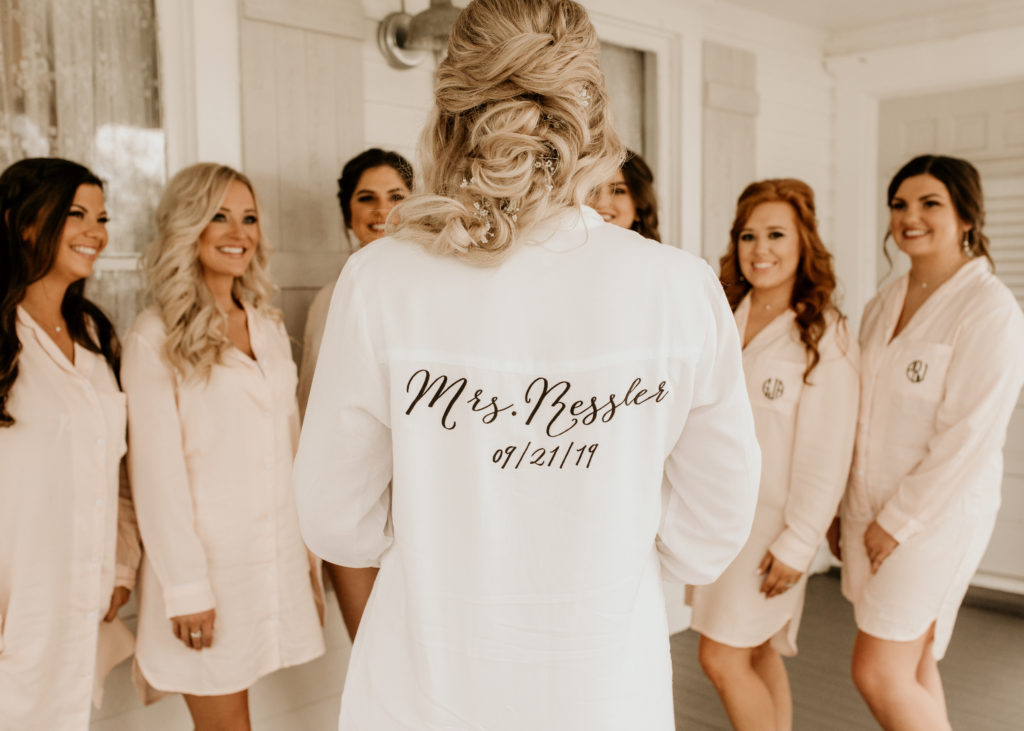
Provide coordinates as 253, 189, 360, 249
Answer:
16, 305, 96, 380
518, 206, 602, 252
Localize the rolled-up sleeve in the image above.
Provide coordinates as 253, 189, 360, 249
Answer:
657, 266, 761, 585
122, 333, 215, 618
293, 258, 394, 568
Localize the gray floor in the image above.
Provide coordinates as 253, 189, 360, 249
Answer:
670, 572, 1024, 730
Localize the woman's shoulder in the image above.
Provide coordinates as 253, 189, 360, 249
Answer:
125, 305, 165, 343
818, 307, 858, 363
964, 263, 1021, 315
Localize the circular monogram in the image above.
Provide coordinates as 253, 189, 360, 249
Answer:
762, 378, 785, 400
906, 360, 928, 383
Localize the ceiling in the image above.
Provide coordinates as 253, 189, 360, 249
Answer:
721, 0, 991, 32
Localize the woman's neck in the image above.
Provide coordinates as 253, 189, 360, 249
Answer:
21, 275, 70, 325
203, 271, 240, 313
908, 251, 969, 291
748, 284, 793, 314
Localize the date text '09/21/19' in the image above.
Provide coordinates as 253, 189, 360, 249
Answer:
492, 441, 599, 470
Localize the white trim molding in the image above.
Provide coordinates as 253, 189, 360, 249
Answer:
826, 0, 1024, 57
156, 0, 244, 173
589, 10, 697, 255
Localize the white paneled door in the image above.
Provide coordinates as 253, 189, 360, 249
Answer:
879, 81, 1024, 591
239, 0, 366, 359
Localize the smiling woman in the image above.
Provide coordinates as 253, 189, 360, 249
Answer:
120, 163, 325, 730
690, 178, 859, 731
840, 155, 1024, 731
589, 149, 660, 241
0, 158, 141, 729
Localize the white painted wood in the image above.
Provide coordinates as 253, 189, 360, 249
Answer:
701, 40, 757, 268
826, 0, 1024, 55
826, 25, 1024, 98
155, 0, 243, 171
240, 19, 282, 244
192, 0, 244, 168
590, 10, 689, 253
700, 3, 835, 280
600, 41, 647, 155
704, 80, 759, 116
242, 0, 363, 38
154, 0, 197, 174
831, 86, 880, 327
239, 1, 365, 359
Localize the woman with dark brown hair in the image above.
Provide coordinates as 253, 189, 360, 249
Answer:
689, 178, 859, 731
590, 149, 660, 241
838, 155, 1024, 731
0, 158, 139, 729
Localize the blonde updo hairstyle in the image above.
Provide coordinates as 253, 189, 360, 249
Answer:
144, 163, 276, 380
392, 0, 624, 264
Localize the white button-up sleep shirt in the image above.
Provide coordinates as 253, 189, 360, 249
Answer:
294, 206, 761, 731
841, 258, 1024, 658
0, 307, 139, 730
122, 305, 324, 694
689, 297, 859, 655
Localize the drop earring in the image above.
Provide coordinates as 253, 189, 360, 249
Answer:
962, 231, 972, 256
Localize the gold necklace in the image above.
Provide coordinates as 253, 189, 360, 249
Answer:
750, 294, 788, 312
908, 259, 966, 290
25, 305, 66, 335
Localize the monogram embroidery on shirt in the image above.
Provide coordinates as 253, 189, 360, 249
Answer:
761, 378, 785, 400
906, 360, 928, 383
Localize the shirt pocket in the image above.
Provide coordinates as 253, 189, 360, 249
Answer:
888, 340, 953, 445
892, 340, 952, 405
748, 358, 805, 416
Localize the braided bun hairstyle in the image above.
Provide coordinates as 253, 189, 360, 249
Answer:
392, 0, 624, 264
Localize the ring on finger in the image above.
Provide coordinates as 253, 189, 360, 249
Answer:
189, 630, 203, 639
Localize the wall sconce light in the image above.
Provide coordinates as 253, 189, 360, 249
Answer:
378, 0, 462, 69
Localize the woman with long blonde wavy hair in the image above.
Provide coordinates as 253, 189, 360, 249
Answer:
293, 1, 759, 728
122, 163, 324, 730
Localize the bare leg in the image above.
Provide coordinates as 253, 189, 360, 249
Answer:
851, 627, 951, 731
915, 623, 946, 715
183, 690, 250, 731
751, 642, 792, 731
698, 634, 778, 731
325, 563, 379, 640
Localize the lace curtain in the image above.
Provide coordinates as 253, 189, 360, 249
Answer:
0, 0, 164, 256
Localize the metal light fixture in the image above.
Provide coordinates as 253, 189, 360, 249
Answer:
378, 0, 462, 69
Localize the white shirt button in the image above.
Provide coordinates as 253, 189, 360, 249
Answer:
263, 411, 271, 418
91, 556, 100, 564
97, 437, 105, 446
95, 498, 104, 507
265, 464, 273, 471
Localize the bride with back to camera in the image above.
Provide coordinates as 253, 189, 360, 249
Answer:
294, 1, 760, 729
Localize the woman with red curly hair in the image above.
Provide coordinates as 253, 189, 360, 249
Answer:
688, 179, 859, 731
